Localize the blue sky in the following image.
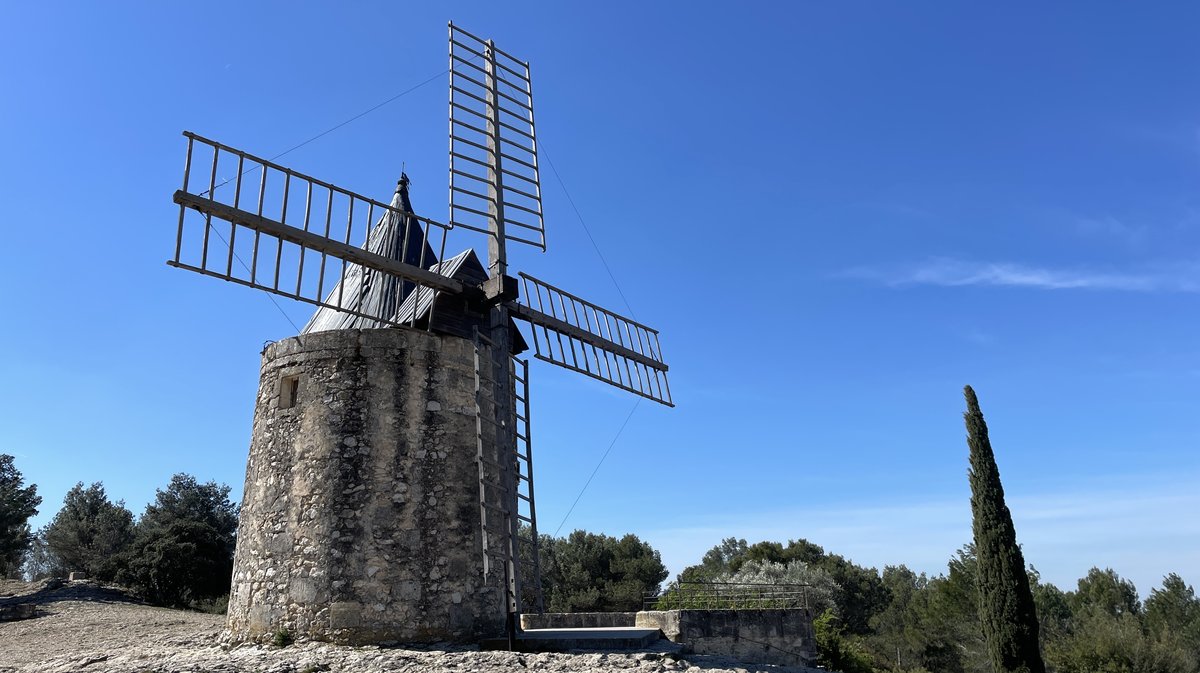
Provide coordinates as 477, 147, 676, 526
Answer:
2, 2, 1198, 597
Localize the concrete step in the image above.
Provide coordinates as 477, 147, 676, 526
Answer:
480, 626, 663, 652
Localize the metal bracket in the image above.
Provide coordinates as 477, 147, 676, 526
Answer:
482, 274, 519, 307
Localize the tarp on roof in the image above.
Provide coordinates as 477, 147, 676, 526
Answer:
302, 175, 437, 334
393, 248, 482, 324
395, 247, 528, 354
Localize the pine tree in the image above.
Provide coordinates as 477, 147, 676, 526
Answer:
963, 386, 1046, 673
0, 454, 41, 577
119, 474, 239, 606
44, 482, 135, 581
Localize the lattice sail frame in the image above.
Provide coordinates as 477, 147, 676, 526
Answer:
168, 27, 671, 408
449, 22, 546, 256
513, 273, 673, 407
170, 132, 458, 330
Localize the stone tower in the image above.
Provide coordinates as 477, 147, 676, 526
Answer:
225, 180, 516, 644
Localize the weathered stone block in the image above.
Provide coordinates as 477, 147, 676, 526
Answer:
0, 603, 36, 621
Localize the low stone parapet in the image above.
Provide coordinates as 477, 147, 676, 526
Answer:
518, 609, 815, 667
520, 611, 638, 630
637, 609, 815, 668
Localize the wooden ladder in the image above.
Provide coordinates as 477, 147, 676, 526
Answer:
472, 329, 544, 621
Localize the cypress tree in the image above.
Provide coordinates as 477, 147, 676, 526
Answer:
963, 386, 1045, 673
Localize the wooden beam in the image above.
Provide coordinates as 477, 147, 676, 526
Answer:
508, 303, 668, 372
483, 274, 519, 306
174, 191, 465, 295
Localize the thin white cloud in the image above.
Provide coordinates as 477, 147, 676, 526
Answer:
845, 258, 1200, 292
1072, 214, 1147, 244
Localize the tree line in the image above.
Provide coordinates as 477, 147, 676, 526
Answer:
0, 458, 237, 610
656, 388, 1199, 673
668, 536, 1198, 673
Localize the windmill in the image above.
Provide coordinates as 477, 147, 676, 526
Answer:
168, 23, 672, 642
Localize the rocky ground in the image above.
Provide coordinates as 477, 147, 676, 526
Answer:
0, 580, 815, 673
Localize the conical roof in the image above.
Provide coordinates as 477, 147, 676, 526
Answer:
302, 175, 438, 333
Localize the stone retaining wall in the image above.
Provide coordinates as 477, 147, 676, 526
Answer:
638, 609, 816, 668
520, 610, 815, 667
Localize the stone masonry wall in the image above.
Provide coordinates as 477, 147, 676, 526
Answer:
226, 328, 506, 644
637, 609, 816, 668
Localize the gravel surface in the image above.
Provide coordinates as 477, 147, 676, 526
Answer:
0, 581, 815, 673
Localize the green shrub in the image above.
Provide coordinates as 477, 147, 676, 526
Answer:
272, 628, 293, 648
814, 608, 877, 673
191, 594, 229, 614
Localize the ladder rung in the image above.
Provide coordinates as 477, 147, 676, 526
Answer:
517, 514, 533, 524
482, 501, 510, 515
476, 415, 515, 431
517, 492, 531, 502
478, 479, 508, 493
481, 533, 509, 546
477, 456, 512, 471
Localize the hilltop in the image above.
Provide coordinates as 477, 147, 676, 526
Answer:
0, 579, 808, 673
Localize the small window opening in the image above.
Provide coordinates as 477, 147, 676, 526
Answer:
280, 374, 301, 409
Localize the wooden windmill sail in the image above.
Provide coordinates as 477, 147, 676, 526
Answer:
168, 22, 672, 632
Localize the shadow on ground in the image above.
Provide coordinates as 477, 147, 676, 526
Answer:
0, 578, 143, 616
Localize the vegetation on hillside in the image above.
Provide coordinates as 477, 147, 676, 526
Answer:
670, 537, 1199, 673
